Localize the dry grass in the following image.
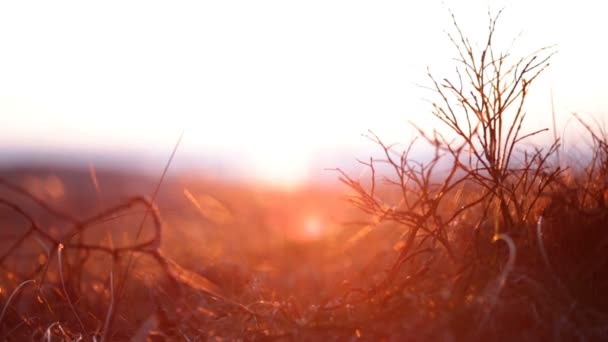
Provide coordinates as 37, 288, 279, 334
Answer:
1, 10, 608, 342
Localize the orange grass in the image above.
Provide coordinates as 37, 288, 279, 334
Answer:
1, 10, 608, 341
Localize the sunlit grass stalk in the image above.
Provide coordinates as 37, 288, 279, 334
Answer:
536, 215, 572, 297
474, 233, 517, 338
44, 322, 69, 342
58, 243, 88, 339
493, 233, 517, 293
100, 267, 115, 342
0, 279, 35, 326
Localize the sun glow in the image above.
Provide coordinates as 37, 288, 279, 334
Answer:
0, 1, 607, 187
302, 215, 324, 239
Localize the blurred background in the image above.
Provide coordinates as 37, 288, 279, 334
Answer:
0, 0, 606, 187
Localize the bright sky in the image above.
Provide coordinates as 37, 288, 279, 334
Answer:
0, 1, 606, 186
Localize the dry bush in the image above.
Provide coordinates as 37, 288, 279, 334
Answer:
336, 10, 608, 341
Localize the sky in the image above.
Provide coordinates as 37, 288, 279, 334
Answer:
0, 0, 606, 186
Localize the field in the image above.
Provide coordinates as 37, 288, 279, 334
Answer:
1, 148, 608, 341
2, 11, 608, 342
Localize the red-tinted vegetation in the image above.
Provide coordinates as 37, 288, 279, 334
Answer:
2, 11, 608, 341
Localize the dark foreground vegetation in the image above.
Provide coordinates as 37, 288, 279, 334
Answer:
2, 11, 608, 341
